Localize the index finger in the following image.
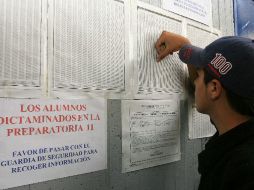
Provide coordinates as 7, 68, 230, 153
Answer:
155, 32, 167, 51
156, 47, 172, 62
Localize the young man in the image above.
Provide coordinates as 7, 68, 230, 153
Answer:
155, 31, 254, 190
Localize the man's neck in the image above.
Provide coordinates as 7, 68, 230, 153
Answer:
210, 110, 251, 135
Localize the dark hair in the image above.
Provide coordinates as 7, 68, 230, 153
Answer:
203, 69, 254, 117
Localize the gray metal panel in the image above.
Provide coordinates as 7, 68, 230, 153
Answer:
109, 100, 167, 190
108, 99, 201, 190
29, 170, 109, 190
5, 186, 29, 190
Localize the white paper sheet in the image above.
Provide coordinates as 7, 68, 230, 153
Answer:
162, 0, 212, 25
187, 24, 219, 48
136, 8, 185, 95
0, 98, 107, 189
188, 103, 216, 139
52, 0, 125, 91
0, 0, 42, 87
122, 99, 181, 172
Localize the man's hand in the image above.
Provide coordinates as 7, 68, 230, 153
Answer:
155, 31, 190, 62
155, 31, 197, 92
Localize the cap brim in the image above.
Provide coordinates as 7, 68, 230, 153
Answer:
179, 44, 205, 68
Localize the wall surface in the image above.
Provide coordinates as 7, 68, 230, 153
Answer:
4, 0, 234, 189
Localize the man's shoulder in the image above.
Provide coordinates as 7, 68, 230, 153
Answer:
221, 142, 254, 190
225, 139, 254, 173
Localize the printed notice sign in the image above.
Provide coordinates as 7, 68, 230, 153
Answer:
122, 99, 181, 172
162, 0, 212, 25
0, 98, 106, 189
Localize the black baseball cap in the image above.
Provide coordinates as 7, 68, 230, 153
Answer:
179, 36, 254, 98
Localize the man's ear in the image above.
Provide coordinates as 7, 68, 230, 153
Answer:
207, 79, 223, 100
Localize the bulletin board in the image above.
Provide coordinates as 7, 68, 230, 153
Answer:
0, 0, 229, 189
